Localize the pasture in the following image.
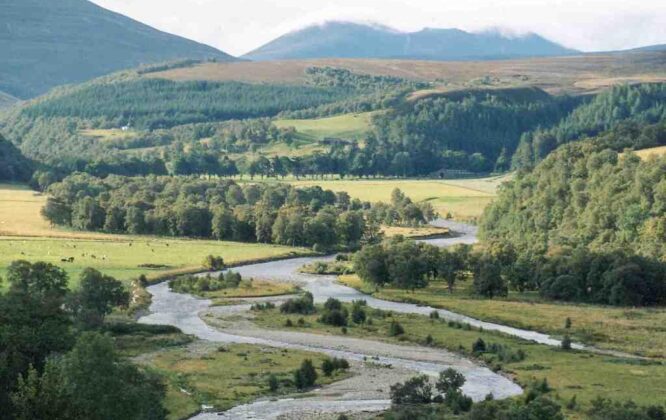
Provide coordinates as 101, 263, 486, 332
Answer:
286, 175, 510, 220
274, 111, 376, 142
0, 184, 307, 287
338, 275, 666, 358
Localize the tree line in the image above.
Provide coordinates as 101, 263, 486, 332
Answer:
42, 174, 433, 251
0, 134, 33, 182
353, 236, 666, 306
20, 78, 355, 130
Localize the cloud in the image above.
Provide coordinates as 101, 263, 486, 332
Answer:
91, 0, 665, 56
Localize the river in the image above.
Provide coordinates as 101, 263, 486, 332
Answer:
137, 220, 538, 418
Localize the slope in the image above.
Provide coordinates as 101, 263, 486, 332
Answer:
0, 0, 234, 99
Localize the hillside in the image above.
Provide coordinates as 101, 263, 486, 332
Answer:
481, 122, 666, 260
0, 0, 234, 99
0, 133, 32, 181
146, 51, 666, 95
0, 90, 18, 109
244, 22, 577, 61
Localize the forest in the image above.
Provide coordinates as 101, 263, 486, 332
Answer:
481, 122, 666, 259
20, 79, 353, 130
0, 134, 33, 182
513, 83, 666, 168
41, 175, 434, 250
369, 87, 581, 175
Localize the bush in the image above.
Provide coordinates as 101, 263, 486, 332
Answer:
268, 374, 279, 392
472, 338, 486, 353
280, 292, 315, 314
388, 320, 404, 336
294, 359, 318, 389
324, 297, 343, 311
561, 335, 572, 350
429, 310, 440, 320
322, 357, 350, 376
319, 308, 349, 326
390, 375, 432, 405
351, 302, 367, 324
203, 255, 224, 271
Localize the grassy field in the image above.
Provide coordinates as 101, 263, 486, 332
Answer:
338, 275, 666, 358
250, 303, 666, 414
274, 111, 376, 142
143, 52, 666, 95
381, 225, 450, 238
633, 145, 666, 159
285, 175, 510, 220
143, 343, 349, 419
0, 184, 308, 288
79, 128, 139, 143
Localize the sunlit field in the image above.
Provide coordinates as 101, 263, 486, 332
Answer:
0, 184, 307, 287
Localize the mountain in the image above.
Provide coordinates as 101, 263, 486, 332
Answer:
244, 21, 578, 61
0, 90, 18, 109
0, 0, 235, 99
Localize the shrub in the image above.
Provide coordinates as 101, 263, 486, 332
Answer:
351, 302, 367, 324
390, 375, 432, 405
203, 255, 224, 271
280, 292, 315, 314
388, 321, 405, 336
425, 334, 434, 345
561, 335, 572, 350
268, 374, 279, 392
284, 319, 293, 327
294, 359, 318, 390
322, 357, 350, 376
429, 310, 440, 320
319, 308, 349, 326
472, 338, 486, 353
324, 298, 343, 311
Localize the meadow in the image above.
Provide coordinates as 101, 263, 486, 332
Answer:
338, 275, 666, 358
143, 343, 349, 420
273, 111, 376, 142
285, 175, 509, 220
633, 145, 666, 159
0, 184, 307, 287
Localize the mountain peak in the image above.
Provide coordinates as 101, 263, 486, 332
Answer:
244, 21, 577, 61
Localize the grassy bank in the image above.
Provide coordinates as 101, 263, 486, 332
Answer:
248, 303, 666, 414
338, 275, 666, 359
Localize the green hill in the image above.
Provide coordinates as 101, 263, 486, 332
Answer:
0, 0, 234, 99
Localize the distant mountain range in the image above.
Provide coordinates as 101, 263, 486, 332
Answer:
0, 0, 234, 99
244, 22, 579, 61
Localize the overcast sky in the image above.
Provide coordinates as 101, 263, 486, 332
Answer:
90, 0, 665, 56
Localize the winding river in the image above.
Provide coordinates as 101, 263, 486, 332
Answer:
139, 220, 576, 418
